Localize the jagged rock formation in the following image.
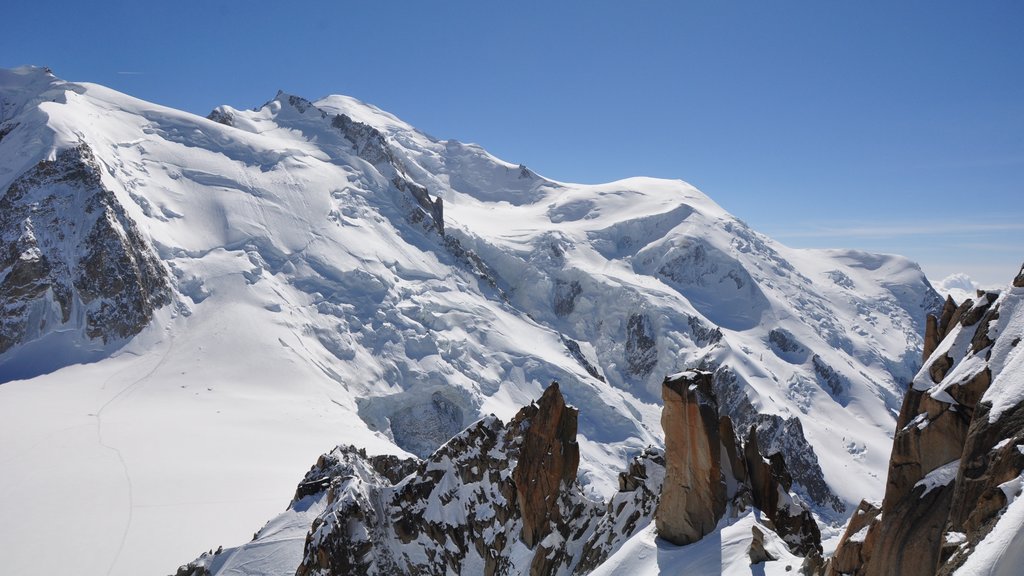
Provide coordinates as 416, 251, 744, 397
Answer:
656, 370, 725, 544
657, 370, 822, 559
290, 383, 602, 576
708, 363, 845, 515
828, 264, 1024, 575
511, 383, 581, 550
573, 447, 665, 574
180, 377, 826, 576
0, 143, 171, 363
825, 500, 881, 576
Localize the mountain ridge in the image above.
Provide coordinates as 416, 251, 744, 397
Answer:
0, 66, 940, 575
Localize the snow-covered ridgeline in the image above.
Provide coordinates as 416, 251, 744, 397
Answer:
0, 66, 940, 575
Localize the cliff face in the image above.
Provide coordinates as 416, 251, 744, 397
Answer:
656, 370, 822, 559
0, 143, 171, 375
828, 263, 1024, 576
656, 370, 725, 544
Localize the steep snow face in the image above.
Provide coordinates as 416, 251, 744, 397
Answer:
0, 67, 939, 575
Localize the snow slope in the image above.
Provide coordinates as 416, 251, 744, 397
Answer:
0, 66, 939, 575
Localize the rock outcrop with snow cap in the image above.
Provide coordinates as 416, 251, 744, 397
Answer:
828, 263, 1024, 576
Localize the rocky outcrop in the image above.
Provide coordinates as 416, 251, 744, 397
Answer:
289, 382, 602, 576
625, 313, 658, 377
657, 370, 822, 558
743, 426, 822, 558
825, 500, 881, 576
708, 363, 844, 514
511, 382, 581, 549
830, 264, 1024, 575
656, 370, 725, 544
182, 373, 827, 576
0, 144, 171, 362
574, 447, 665, 574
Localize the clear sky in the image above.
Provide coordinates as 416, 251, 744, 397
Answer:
3, 1, 1021, 286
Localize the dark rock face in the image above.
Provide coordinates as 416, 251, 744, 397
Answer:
625, 313, 658, 377
830, 267, 1024, 576
709, 364, 844, 514
561, 336, 604, 381
687, 314, 722, 346
575, 448, 665, 575
811, 354, 847, 398
743, 426, 822, 558
205, 108, 234, 126
553, 279, 582, 317
749, 525, 776, 564
511, 382, 581, 549
0, 144, 171, 361
183, 375, 826, 576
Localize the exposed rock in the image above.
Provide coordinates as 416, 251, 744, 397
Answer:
769, 327, 805, 354
185, 374, 826, 576
812, 354, 847, 397
656, 370, 725, 545
511, 382, 581, 548
937, 400, 1024, 574
657, 370, 821, 558
743, 426, 822, 558
831, 265, 1024, 576
561, 335, 604, 381
291, 382, 602, 576
1014, 262, 1024, 288
925, 296, 959, 360
575, 448, 665, 575
625, 313, 658, 377
687, 314, 723, 346
750, 525, 776, 564
825, 500, 881, 576
553, 279, 582, 317
709, 364, 844, 513
0, 144, 171, 361
205, 108, 234, 126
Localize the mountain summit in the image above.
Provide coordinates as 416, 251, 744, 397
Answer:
0, 67, 940, 575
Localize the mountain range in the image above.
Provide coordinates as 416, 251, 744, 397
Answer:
0, 66, 954, 575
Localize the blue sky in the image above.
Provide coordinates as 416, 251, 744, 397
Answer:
3, 1, 1021, 285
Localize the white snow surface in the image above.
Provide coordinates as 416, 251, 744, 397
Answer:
591, 512, 804, 576
0, 66, 940, 575
915, 459, 960, 497
955, 472, 1024, 576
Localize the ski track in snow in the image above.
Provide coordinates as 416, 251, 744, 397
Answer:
94, 333, 175, 576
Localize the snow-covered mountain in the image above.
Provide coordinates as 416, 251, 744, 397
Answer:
0, 66, 941, 575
